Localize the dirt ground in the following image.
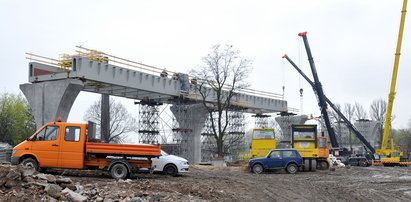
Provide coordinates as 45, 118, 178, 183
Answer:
1, 165, 411, 201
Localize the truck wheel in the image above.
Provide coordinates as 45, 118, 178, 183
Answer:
358, 159, 367, 167
110, 163, 129, 179
318, 161, 329, 170
252, 164, 264, 174
21, 158, 39, 171
164, 164, 178, 176
310, 159, 317, 172
303, 159, 310, 172
286, 163, 298, 174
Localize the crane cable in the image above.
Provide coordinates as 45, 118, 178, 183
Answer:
281, 52, 286, 100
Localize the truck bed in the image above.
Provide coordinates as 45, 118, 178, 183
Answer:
86, 142, 161, 157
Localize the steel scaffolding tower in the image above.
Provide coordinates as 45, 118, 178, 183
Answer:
226, 110, 246, 161
253, 114, 271, 128
201, 114, 217, 162
137, 101, 161, 144
201, 109, 246, 162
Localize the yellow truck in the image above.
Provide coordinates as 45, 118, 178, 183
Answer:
250, 128, 276, 158
291, 124, 329, 171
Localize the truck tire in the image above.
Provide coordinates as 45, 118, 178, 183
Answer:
252, 164, 264, 174
286, 163, 298, 174
163, 164, 178, 176
358, 159, 368, 167
303, 159, 310, 172
310, 159, 317, 172
110, 163, 129, 179
318, 161, 329, 170
21, 158, 39, 171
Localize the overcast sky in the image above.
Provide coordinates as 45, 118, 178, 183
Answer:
1, 0, 410, 129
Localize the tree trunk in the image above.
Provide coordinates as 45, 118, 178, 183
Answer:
217, 134, 224, 157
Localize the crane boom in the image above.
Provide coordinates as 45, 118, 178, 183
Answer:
380, 0, 408, 153
282, 54, 376, 154
298, 32, 339, 148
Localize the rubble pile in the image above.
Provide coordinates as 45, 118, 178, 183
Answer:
0, 165, 198, 201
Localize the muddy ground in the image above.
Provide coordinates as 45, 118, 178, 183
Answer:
1, 164, 411, 201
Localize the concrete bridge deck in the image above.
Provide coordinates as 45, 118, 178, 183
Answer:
28, 56, 287, 114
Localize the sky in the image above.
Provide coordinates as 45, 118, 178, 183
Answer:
1, 0, 411, 129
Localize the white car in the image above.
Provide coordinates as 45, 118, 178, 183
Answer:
151, 150, 189, 176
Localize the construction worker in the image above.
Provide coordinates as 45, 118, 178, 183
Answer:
160, 70, 168, 78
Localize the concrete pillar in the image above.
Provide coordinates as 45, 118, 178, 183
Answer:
101, 94, 110, 143
354, 120, 380, 149
275, 115, 308, 142
20, 79, 84, 129
170, 103, 208, 164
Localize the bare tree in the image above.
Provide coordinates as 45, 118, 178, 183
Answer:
344, 103, 355, 152
84, 98, 137, 143
354, 102, 367, 120
369, 98, 387, 146
190, 44, 252, 157
370, 98, 387, 123
330, 103, 345, 145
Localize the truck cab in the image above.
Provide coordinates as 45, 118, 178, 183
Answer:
12, 121, 88, 169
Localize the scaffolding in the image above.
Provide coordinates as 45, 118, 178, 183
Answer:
137, 101, 162, 144
253, 114, 271, 128
201, 109, 246, 162
201, 114, 217, 162
225, 110, 246, 162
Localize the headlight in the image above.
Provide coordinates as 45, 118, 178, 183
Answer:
180, 160, 188, 165
12, 150, 17, 155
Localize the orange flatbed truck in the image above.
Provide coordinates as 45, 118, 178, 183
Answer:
11, 120, 161, 179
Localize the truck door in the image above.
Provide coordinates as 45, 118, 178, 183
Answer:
30, 125, 60, 167
58, 126, 85, 168
266, 150, 283, 168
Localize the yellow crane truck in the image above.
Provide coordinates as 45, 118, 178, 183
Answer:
291, 124, 329, 171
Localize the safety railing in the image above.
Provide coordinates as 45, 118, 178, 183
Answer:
27, 46, 284, 100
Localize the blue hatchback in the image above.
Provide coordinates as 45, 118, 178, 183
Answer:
248, 149, 303, 174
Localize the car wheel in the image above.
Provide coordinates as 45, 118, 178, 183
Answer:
252, 164, 264, 174
21, 158, 39, 171
164, 164, 178, 176
286, 163, 298, 174
110, 163, 129, 179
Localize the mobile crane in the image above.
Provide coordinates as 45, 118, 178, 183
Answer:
283, 53, 375, 166
375, 0, 408, 166
283, 32, 376, 167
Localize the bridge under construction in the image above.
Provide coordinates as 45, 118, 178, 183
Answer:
21, 46, 294, 163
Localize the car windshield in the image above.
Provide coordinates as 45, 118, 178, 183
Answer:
161, 150, 169, 156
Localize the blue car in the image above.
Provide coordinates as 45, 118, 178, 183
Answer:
248, 149, 303, 174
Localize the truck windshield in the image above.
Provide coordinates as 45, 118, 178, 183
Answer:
253, 130, 275, 139
294, 131, 315, 139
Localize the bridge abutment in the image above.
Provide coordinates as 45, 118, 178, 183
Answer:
20, 79, 84, 129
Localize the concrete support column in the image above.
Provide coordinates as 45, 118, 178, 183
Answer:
275, 115, 308, 143
170, 103, 208, 164
101, 94, 110, 143
20, 79, 84, 129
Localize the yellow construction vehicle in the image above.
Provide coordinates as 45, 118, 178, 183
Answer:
250, 128, 276, 158
291, 125, 329, 171
375, 0, 409, 166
